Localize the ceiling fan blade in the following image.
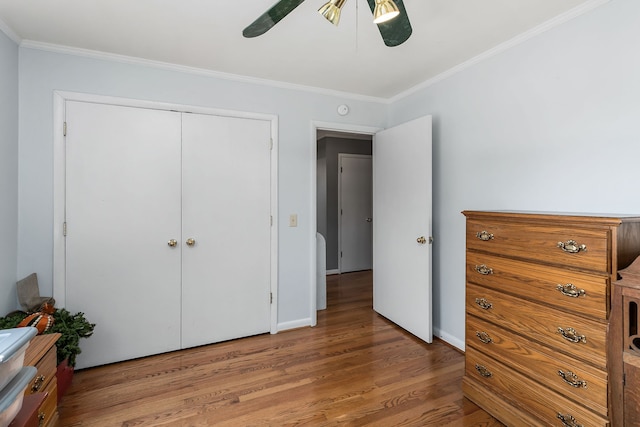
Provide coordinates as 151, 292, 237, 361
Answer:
243, 0, 306, 38
365, 0, 412, 47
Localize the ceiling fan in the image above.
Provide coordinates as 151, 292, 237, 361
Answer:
243, 0, 412, 47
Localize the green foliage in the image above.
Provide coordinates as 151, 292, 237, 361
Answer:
50, 308, 96, 367
0, 308, 95, 368
0, 311, 26, 329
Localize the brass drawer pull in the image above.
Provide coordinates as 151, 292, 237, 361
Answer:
38, 412, 46, 427
557, 327, 587, 344
557, 413, 583, 427
475, 298, 493, 310
475, 331, 492, 344
476, 231, 494, 241
557, 240, 587, 254
474, 364, 492, 378
31, 374, 46, 392
556, 283, 586, 298
474, 264, 493, 275
557, 370, 587, 388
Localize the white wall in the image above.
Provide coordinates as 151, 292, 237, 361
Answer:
0, 30, 19, 316
17, 47, 387, 328
389, 0, 640, 348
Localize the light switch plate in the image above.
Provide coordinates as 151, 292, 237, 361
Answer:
289, 214, 298, 227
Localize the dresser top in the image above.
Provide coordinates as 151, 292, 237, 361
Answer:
24, 333, 60, 366
462, 210, 640, 224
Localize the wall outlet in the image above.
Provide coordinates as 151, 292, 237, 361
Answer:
289, 214, 298, 227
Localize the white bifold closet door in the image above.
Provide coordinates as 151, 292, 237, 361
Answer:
65, 101, 271, 369
181, 113, 271, 348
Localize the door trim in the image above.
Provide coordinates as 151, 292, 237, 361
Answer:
311, 121, 381, 326
53, 91, 279, 334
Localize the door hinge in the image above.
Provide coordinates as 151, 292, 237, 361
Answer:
340, 167, 343, 173
270, 292, 273, 304
63, 222, 67, 236
63, 122, 67, 137
270, 215, 273, 226
340, 251, 343, 258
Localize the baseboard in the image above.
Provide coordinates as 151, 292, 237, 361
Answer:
277, 318, 312, 332
326, 269, 340, 275
433, 327, 465, 352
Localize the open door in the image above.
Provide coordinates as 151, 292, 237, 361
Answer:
373, 115, 432, 343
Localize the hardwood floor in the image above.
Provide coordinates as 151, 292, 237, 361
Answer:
58, 271, 501, 426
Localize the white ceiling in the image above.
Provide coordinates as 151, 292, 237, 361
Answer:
0, 0, 602, 99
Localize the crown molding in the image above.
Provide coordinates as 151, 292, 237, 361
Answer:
19, 39, 388, 104
0, 17, 21, 44
389, 0, 611, 103
11, 0, 611, 105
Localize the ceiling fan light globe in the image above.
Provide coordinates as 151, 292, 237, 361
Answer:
373, 0, 400, 24
318, 0, 347, 26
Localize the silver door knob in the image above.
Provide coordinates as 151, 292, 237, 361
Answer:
365, 218, 373, 222
168, 239, 178, 247
186, 238, 196, 247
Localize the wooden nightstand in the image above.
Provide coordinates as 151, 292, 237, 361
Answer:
22, 334, 60, 427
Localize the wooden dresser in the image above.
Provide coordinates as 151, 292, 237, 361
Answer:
462, 211, 640, 426
22, 333, 60, 427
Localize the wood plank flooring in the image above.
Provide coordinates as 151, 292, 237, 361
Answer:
58, 270, 501, 426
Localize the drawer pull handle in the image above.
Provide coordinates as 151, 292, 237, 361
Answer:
475, 331, 492, 344
557, 240, 587, 254
556, 283, 586, 298
557, 327, 587, 344
557, 370, 588, 388
475, 298, 493, 310
474, 364, 492, 378
476, 231, 494, 241
557, 413, 583, 427
475, 264, 493, 275
38, 412, 46, 427
31, 374, 45, 392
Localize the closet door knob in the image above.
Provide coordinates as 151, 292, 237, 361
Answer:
168, 239, 178, 247
186, 238, 196, 247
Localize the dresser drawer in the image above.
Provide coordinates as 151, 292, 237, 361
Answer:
467, 283, 607, 368
466, 347, 609, 427
467, 251, 608, 320
36, 378, 58, 427
466, 316, 608, 415
466, 219, 610, 273
24, 345, 56, 396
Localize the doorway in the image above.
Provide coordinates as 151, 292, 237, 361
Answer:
316, 131, 373, 275
312, 117, 433, 345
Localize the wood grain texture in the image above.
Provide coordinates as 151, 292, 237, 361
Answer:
466, 251, 608, 320
462, 211, 640, 425
465, 348, 609, 426
466, 315, 608, 414
467, 283, 608, 368
58, 271, 499, 426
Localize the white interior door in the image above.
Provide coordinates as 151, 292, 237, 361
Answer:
339, 154, 372, 273
373, 115, 432, 343
181, 113, 272, 348
65, 101, 182, 368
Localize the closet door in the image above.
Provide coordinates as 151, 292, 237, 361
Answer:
181, 113, 272, 348
65, 101, 182, 369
